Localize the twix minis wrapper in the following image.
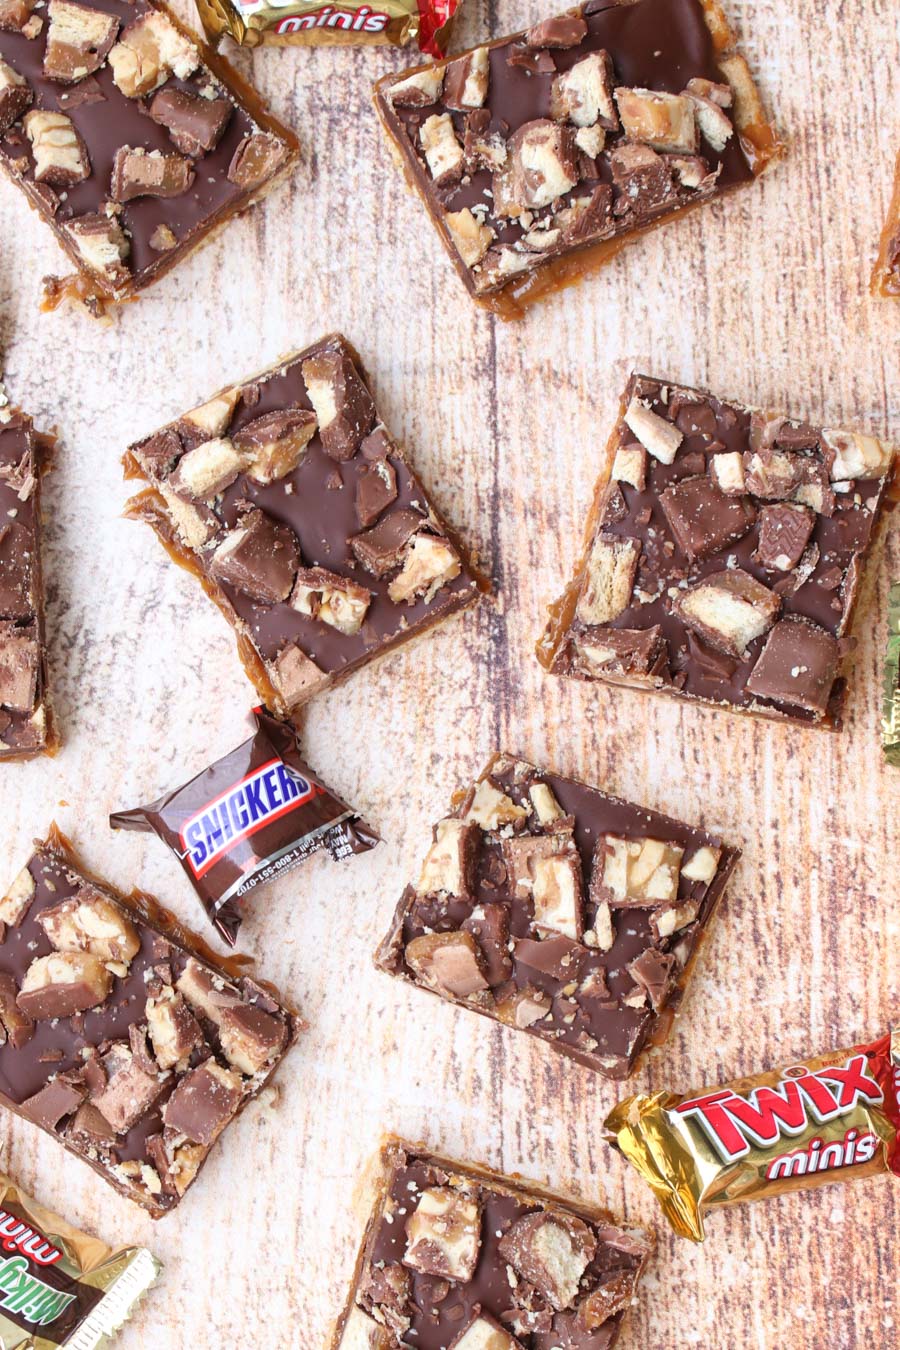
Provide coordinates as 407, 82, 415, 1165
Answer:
0, 1173, 159, 1347
604, 1030, 900, 1241
110, 707, 378, 946
194, 0, 462, 53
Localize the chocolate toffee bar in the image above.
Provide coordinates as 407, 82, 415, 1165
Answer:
872, 149, 900, 297
539, 373, 896, 727
124, 334, 484, 716
0, 827, 300, 1216
0, 386, 56, 758
330, 1138, 654, 1349
0, 0, 297, 314
373, 0, 782, 317
376, 755, 738, 1080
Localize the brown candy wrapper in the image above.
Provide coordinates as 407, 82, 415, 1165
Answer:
605, 1029, 900, 1241
110, 708, 378, 946
883, 581, 900, 766
194, 0, 461, 53
0, 1173, 159, 1347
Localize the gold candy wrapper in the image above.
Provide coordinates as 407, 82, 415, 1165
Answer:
883, 581, 900, 766
194, 0, 461, 53
0, 1173, 159, 1348
604, 1029, 900, 1241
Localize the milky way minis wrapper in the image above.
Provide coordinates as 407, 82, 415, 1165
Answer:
111, 708, 378, 945
883, 582, 900, 766
194, 0, 461, 54
0, 1174, 158, 1348
605, 1030, 900, 1240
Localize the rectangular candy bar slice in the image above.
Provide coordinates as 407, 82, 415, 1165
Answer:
872, 149, 900, 297
373, 0, 782, 316
539, 374, 895, 727
0, 826, 300, 1216
376, 754, 738, 1080
330, 1137, 654, 1349
123, 334, 484, 716
0, 0, 297, 314
0, 387, 56, 758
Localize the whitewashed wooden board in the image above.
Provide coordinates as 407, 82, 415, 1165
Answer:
1, 0, 898, 1345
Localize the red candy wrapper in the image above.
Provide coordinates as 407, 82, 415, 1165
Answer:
194, 0, 462, 53
605, 1029, 900, 1240
111, 708, 378, 945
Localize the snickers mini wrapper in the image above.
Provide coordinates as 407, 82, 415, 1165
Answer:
194, 0, 462, 54
604, 1029, 900, 1241
0, 1173, 159, 1347
111, 708, 378, 946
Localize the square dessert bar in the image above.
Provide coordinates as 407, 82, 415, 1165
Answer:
0, 389, 55, 758
331, 1138, 654, 1349
124, 334, 483, 716
374, 0, 782, 316
872, 149, 900, 297
0, 827, 300, 1216
0, 0, 297, 313
539, 374, 895, 727
376, 755, 738, 1080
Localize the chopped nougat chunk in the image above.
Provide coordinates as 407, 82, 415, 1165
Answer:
420, 113, 464, 187
146, 986, 203, 1070
503, 832, 584, 940
498, 1210, 596, 1312
623, 397, 682, 463
91, 1041, 168, 1133
614, 87, 697, 153
404, 1186, 482, 1281
0, 865, 35, 928
550, 51, 617, 128
43, 1, 119, 84
443, 47, 489, 111
709, 450, 746, 495
388, 535, 460, 605
24, 110, 89, 186
108, 12, 197, 99
233, 408, 317, 484
417, 818, 478, 898
575, 535, 640, 626
822, 430, 893, 481
495, 119, 579, 215
681, 845, 721, 884
612, 443, 648, 490
389, 67, 444, 107
528, 781, 565, 824
17, 951, 112, 1019
675, 569, 780, 659
404, 931, 489, 1000
290, 567, 371, 635
464, 778, 528, 831
594, 836, 684, 908
445, 207, 495, 267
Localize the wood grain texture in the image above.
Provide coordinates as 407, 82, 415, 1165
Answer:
0, 1, 897, 1347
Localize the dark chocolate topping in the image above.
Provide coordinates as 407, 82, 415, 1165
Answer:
0, 406, 51, 757
549, 373, 891, 725
379, 755, 738, 1078
353, 1144, 652, 1350
0, 0, 292, 292
377, 0, 762, 298
0, 831, 298, 1214
126, 336, 481, 710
